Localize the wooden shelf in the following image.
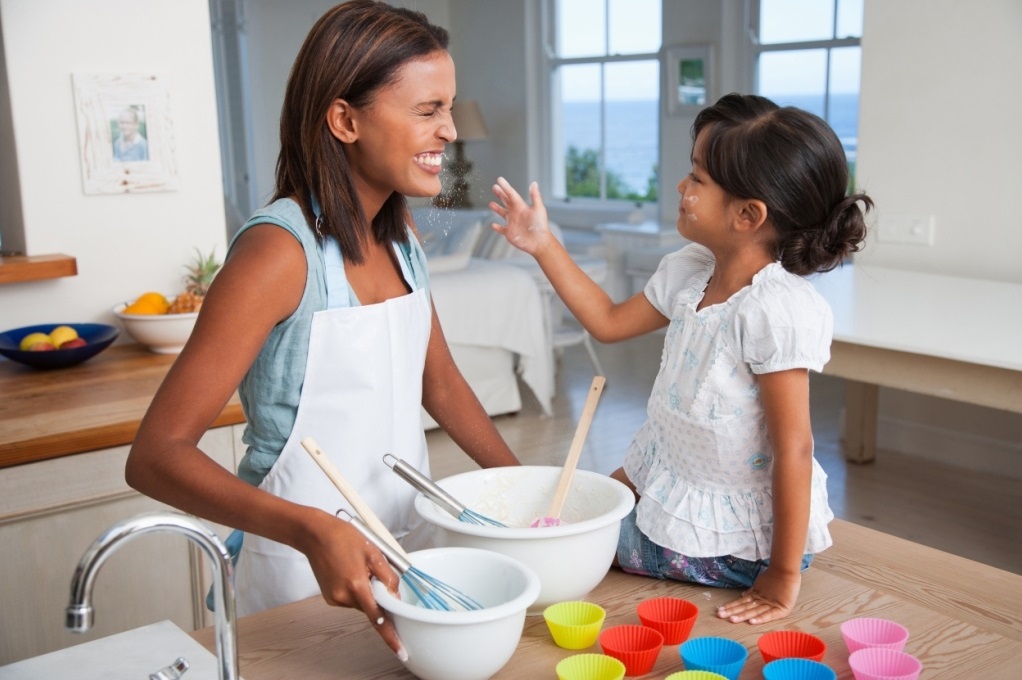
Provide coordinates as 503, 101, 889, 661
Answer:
0, 253, 77, 284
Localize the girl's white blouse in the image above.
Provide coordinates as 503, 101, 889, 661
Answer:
624, 244, 835, 561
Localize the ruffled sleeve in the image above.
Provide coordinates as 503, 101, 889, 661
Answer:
644, 244, 715, 316
735, 270, 833, 374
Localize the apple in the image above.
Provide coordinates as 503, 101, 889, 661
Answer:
27, 342, 57, 351
59, 337, 88, 349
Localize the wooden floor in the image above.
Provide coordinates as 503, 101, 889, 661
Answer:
428, 332, 1022, 575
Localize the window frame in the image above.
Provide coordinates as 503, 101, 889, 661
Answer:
538, 0, 662, 212
746, 0, 863, 123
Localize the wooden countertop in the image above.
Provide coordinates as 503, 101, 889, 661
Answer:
0, 344, 244, 469
191, 519, 1022, 679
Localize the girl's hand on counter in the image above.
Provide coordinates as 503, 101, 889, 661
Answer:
716, 566, 801, 625
301, 510, 408, 660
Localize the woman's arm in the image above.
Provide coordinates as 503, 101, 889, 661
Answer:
125, 225, 404, 653
718, 368, 814, 624
420, 304, 520, 468
489, 178, 668, 343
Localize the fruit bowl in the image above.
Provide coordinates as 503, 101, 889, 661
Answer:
114, 299, 198, 354
0, 323, 119, 369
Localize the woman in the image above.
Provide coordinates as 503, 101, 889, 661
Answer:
126, 0, 519, 658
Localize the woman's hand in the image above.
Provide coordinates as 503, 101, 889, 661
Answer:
302, 512, 408, 660
716, 566, 801, 624
489, 177, 555, 256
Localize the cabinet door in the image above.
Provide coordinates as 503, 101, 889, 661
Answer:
0, 427, 238, 665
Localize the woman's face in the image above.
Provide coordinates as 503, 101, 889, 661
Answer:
344, 51, 457, 213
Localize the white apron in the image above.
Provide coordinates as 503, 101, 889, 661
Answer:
233, 238, 433, 617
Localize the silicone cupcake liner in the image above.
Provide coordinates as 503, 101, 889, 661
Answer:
544, 601, 607, 650
636, 596, 699, 645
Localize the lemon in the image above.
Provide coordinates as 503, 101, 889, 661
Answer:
19, 332, 52, 351
124, 292, 170, 315
49, 325, 79, 347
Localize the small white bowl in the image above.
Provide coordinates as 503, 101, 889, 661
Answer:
372, 547, 540, 680
415, 466, 635, 612
113, 301, 197, 354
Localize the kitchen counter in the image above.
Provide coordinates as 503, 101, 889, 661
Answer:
191, 519, 1022, 679
0, 343, 244, 468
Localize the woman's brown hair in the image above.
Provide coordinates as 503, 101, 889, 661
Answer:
273, 0, 449, 263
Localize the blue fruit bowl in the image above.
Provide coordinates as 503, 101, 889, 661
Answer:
0, 323, 119, 369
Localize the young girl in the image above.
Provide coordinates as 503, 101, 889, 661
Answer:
490, 93, 871, 624
126, 0, 519, 658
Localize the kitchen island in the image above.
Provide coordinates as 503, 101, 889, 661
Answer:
191, 519, 1022, 679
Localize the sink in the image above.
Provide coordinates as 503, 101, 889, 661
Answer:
0, 620, 225, 679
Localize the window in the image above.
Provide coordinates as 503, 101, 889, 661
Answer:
545, 0, 662, 204
749, 0, 864, 186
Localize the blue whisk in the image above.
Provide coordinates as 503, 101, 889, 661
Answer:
384, 454, 506, 528
338, 510, 483, 612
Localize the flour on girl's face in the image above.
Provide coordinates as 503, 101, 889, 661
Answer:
684, 194, 699, 221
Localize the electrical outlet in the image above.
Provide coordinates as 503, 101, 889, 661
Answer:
878, 214, 935, 246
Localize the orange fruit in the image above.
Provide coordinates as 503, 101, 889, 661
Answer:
124, 291, 170, 315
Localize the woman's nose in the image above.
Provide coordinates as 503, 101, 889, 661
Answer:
439, 116, 456, 144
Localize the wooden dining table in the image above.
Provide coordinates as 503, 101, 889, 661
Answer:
190, 519, 1022, 679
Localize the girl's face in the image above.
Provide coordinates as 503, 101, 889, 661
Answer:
344, 51, 457, 213
676, 127, 733, 247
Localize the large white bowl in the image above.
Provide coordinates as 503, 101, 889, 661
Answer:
371, 547, 540, 680
415, 466, 635, 613
113, 301, 197, 354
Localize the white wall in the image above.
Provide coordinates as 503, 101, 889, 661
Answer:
856, 0, 1022, 282
854, 0, 1022, 472
0, 0, 226, 332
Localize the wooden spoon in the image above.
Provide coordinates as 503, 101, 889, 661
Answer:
532, 376, 606, 527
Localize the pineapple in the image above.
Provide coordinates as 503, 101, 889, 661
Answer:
168, 247, 221, 314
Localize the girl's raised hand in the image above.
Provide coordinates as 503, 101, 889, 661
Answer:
489, 177, 555, 256
716, 566, 801, 625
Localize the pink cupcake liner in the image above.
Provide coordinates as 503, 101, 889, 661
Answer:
841, 617, 910, 654
849, 647, 923, 680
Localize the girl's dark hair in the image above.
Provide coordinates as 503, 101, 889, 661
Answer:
693, 93, 872, 275
273, 0, 449, 263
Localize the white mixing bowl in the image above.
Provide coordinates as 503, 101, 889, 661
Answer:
372, 546, 540, 680
414, 466, 635, 612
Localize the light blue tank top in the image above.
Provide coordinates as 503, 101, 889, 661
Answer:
229, 198, 430, 486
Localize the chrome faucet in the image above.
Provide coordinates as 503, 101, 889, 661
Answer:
65, 511, 240, 680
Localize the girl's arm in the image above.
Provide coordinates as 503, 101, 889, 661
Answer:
421, 304, 520, 468
490, 178, 668, 343
718, 368, 814, 624
125, 225, 405, 655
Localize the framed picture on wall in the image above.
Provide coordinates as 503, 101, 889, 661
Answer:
71, 73, 179, 194
666, 45, 713, 117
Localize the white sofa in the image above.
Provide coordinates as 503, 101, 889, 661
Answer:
412, 208, 553, 429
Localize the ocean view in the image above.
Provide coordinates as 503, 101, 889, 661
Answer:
563, 93, 859, 196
